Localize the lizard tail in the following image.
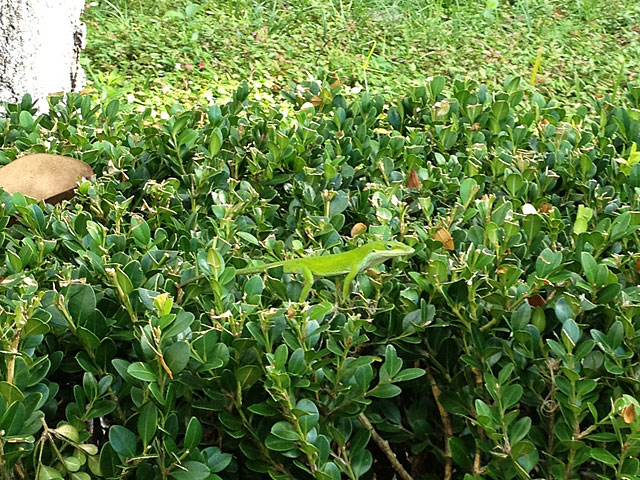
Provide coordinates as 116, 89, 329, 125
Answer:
236, 260, 286, 275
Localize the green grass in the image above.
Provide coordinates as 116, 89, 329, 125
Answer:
84, 0, 640, 109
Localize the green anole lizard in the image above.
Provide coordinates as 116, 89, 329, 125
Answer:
179, 240, 414, 302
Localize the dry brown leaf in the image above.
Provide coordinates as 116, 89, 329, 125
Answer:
407, 169, 421, 189
527, 295, 547, 307
539, 203, 554, 214
350, 223, 367, 237
0, 154, 93, 204
434, 227, 454, 250
635, 258, 640, 275
310, 95, 323, 106
253, 25, 269, 42
622, 403, 636, 424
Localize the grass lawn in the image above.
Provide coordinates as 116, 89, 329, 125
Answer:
83, 0, 640, 110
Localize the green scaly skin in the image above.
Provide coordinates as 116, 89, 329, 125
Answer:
236, 240, 414, 301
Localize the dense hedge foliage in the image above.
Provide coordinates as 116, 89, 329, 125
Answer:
2, 77, 640, 480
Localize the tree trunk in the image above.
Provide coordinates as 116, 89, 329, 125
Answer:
0, 0, 86, 112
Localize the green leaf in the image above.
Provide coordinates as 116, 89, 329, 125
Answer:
138, 402, 158, 445
329, 191, 350, 217
127, 362, 158, 382
388, 107, 401, 130
87, 399, 116, 419
184, 417, 203, 451
164, 341, 190, 375
236, 231, 260, 246
236, 365, 261, 390
82, 372, 98, 401
510, 440, 534, 459
162, 311, 195, 338
351, 449, 373, 478
109, 425, 137, 458
19, 110, 34, 129
38, 465, 63, 480
573, 205, 593, 234
288, 348, 307, 375
270, 421, 298, 441
509, 416, 531, 444
502, 384, 523, 409
63, 455, 82, 472
492, 100, 510, 121
554, 297, 573, 322
66, 284, 96, 323
429, 76, 446, 98
264, 435, 295, 451
591, 448, 618, 466
449, 437, 472, 470
0, 381, 24, 405
460, 178, 478, 206
204, 447, 232, 473
170, 461, 210, 480
209, 127, 223, 156
76, 326, 101, 351
581, 252, 598, 285
562, 319, 580, 349
113, 266, 134, 296
131, 215, 151, 247
99, 443, 119, 478
273, 344, 288, 371
393, 368, 425, 382
370, 383, 402, 398
383, 345, 402, 378
523, 213, 542, 243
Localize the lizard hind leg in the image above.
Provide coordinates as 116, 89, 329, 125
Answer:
298, 265, 315, 302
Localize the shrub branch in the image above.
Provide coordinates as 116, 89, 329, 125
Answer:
357, 412, 414, 480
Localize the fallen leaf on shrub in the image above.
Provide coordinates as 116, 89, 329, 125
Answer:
311, 95, 323, 106
434, 227, 454, 250
622, 403, 636, 424
407, 169, 420, 188
527, 294, 547, 307
0, 153, 93, 204
350, 223, 367, 237
539, 203, 554, 214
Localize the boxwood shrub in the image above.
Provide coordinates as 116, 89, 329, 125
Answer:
1, 76, 640, 480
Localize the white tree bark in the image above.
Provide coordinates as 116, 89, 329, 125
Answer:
0, 0, 86, 112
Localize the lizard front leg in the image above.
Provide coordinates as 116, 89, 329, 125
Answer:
298, 265, 315, 302
342, 265, 360, 299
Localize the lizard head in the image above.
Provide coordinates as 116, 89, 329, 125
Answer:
369, 240, 415, 258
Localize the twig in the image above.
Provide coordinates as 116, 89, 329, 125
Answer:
425, 368, 453, 480
0, 431, 8, 480
357, 412, 414, 480
472, 367, 485, 477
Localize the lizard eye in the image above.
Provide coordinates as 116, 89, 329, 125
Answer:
385, 243, 392, 250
